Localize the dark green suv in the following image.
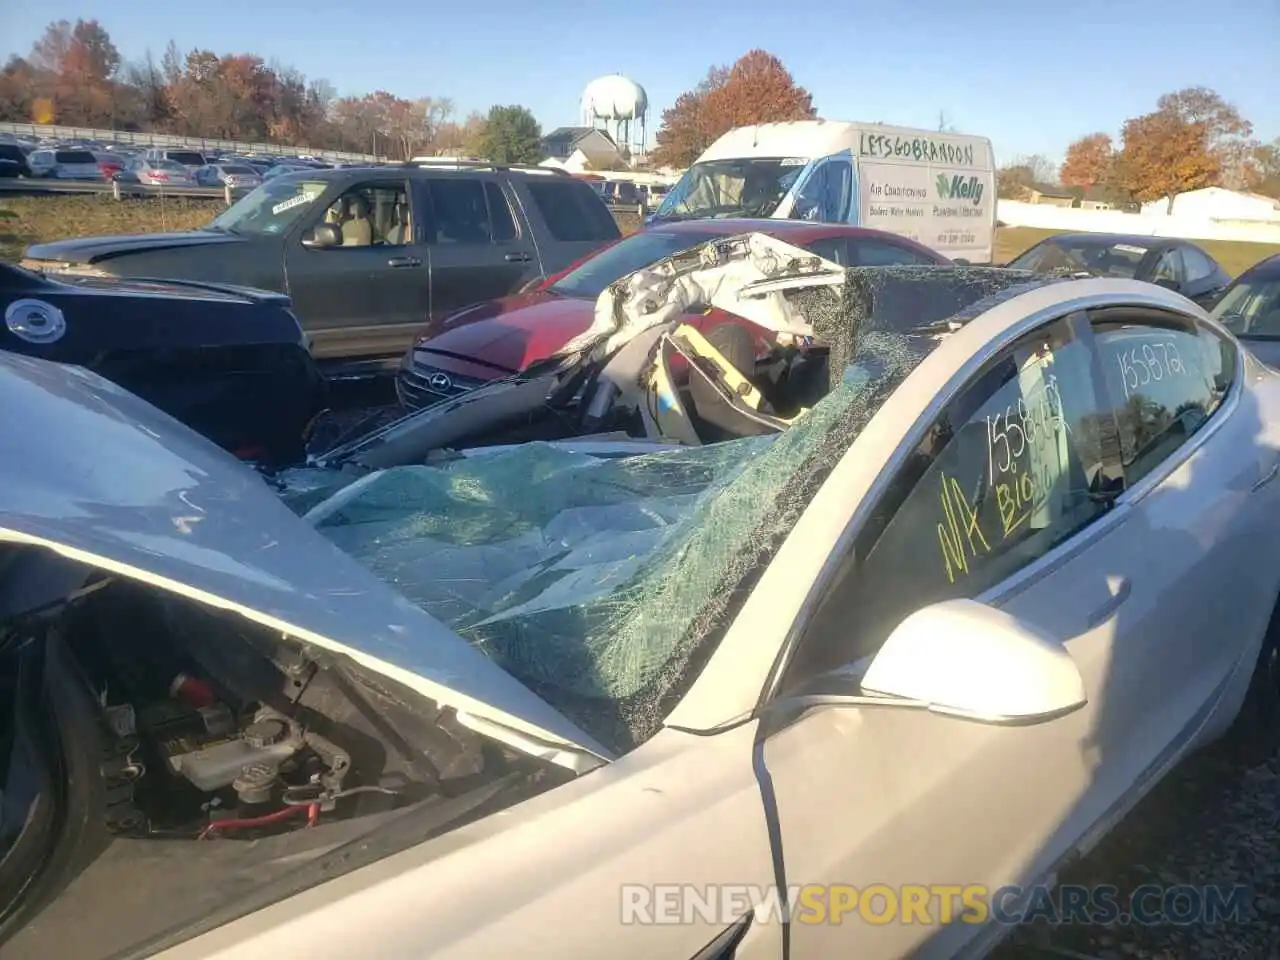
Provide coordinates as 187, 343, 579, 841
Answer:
21, 163, 621, 370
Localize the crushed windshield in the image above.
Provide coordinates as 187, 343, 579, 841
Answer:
298, 267, 1047, 753
656, 157, 807, 220
549, 230, 731, 299
207, 178, 328, 235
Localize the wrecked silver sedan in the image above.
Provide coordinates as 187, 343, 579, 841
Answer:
6, 235, 1280, 960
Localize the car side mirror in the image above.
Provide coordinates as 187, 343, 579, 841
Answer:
859, 599, 1087, 724
302, 223, 342, 249
1153, 277, 1181, 292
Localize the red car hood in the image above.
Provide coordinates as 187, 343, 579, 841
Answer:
416, 293, 595, 374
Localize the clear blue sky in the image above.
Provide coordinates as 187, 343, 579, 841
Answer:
2, 0, 1277, 163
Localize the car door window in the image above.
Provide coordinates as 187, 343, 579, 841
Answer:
1151, 248, 1182, 283
320, 182, 410, 247
1091, 309, 1234, 486
1181, 246, 1217, 283
427, 178, 494, 244
852, 240, 938, 266
789, 315, 1115, 677
801, 236, 849, 265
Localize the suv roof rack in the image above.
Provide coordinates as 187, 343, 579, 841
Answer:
398, 159, 570, 176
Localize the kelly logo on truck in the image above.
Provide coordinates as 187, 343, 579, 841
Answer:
936, 173, 985, 206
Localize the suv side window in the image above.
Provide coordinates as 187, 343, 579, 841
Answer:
790, 315, 1114, 677
523, 178, 620, 242
1091, 309, 1234, 486
320, 181, 410, 247
427, 178, 495, 244
853, 240, 938, 266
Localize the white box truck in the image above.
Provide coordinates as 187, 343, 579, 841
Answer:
649, 120, 997, 263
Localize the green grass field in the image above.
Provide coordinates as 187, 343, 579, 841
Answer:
2, 195, 1277, 278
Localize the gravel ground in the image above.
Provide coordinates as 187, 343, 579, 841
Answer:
995, 742, 1280, 959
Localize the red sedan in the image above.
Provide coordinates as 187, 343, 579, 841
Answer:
396, 219, 949, 409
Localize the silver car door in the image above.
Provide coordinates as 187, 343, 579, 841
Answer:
1085, 309, 1280, 753
752, 310, 1155, 960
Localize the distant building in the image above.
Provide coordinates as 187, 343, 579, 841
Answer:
540, 126, 625, 172
1141, 187, 1280, 222
1076, 186, 1115, 211
1025, 183, 1075, 207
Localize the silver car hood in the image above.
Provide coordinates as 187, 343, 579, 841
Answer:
0, 353, 612, 771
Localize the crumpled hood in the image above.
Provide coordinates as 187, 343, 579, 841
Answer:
0, 352, 611, 770
562, 232, 845, 359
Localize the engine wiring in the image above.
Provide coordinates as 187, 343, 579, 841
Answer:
197, 803, 311, 840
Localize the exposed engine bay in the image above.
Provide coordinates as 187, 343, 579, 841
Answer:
1, 555, 564, 959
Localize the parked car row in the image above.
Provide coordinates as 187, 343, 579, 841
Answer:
5, 224, 1280, 960
0, 133, 368, 183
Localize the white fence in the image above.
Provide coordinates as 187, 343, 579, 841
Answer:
0, 121, 381, 164
997, 200, 1280, 245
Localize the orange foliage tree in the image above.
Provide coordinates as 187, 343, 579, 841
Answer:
652, 51, 816, 168
1059, 133, 1113, 188
1119, 109, 1220, 205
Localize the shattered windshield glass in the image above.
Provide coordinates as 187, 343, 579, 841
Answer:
300, 267, 1049, 752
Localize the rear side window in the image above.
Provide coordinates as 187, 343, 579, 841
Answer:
523, 179, 620, 242
427, 178, 496, 244
1092, 310, 1234, 485
55, 150, 96, 164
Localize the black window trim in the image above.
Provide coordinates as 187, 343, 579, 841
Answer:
483, 179, 521, 243
1088, 305, 1242, 507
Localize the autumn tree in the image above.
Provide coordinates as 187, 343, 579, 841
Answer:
1156, 87, 1256, 190
0, 18, 470, 156
1119, 109, 1219, 206
652, 51, 815, 168
1060, 133, 1113, 188
996, 154, 1055, 199
1251, 139, 1280, 199
479, 105, 541, 164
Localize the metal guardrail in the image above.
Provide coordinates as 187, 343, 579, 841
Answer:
0, 179, 248, 203
0, 121, 382, 163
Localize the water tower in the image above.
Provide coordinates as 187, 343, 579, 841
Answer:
581, 74, 649, 159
